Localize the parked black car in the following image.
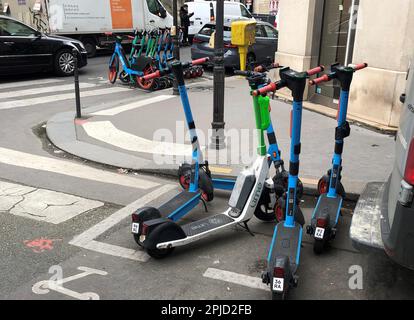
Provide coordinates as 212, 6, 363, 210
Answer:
0, 15, 87, 76
191, 21, 278, 69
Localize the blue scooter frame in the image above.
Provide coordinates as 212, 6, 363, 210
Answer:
255, 65, 324, 300
306, 63, 368, 254
107, 33, 155, 91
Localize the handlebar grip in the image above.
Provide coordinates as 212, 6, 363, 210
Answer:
309, 74, 330, 86
353, 63, 368, 71
234, 70, 250, 76
191, 57, 209, 65
142, 70, 162, 81
105, 32, 113, 36
307, 65, 325, 76
252, 82, 277, 96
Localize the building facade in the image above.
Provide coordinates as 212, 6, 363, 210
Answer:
275, 0, 414, 128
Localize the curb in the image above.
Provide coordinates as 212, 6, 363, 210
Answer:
46, 111, 361, 202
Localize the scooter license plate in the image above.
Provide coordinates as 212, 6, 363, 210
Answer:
315, 227, 325, 239
131, 223, 140, 234
272, 278, 284, 292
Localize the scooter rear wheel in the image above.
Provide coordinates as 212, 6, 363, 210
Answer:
272, 291, 286, 300
313, 239, 325, 255
146, 247, 175, 259
317, 174, 346, 197
132, 207, 162, 247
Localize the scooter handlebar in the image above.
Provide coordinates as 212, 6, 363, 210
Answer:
307, 65, 325, 76
254, 62, 280, 73
252, 82, 279, 96
142, 70, 162, 81
191, 57, 209, 66
352, 63, 368, 71
309, 74, 330, 86
141, 58, 209, 81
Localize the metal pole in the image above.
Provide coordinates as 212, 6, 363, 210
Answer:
210, 0, 226, 150
72, 48, 81, 119
172, 0, 180, 96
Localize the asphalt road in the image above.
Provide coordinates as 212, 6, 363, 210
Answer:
0, 48, 413, 301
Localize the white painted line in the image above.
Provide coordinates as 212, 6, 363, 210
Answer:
0, 78, 64, 90
0, 147, 158, 190
82, 121, 193, 156
0, 83, 96, 99
0, 180, 103, 224
203, 268, 269, 291
70, 184, 176, 262
32, 266, 107, 300
91, 95, 175, 116
0, 87, 131, 110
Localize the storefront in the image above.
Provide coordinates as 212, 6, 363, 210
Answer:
275, 0, 414, 129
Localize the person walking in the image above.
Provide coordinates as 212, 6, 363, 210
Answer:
180, 4, 194, 46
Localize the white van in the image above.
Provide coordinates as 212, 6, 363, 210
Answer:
186, 0, 253, 41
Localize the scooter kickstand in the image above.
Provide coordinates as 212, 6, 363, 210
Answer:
201, 198, 208, 213
241, 221, 255, 237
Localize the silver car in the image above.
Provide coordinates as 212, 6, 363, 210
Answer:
351, 59, 414, 270
190, 21, 278, 69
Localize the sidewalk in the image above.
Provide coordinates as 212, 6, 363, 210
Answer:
46, 76, 396, 197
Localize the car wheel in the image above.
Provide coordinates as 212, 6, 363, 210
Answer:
82, 38, 97, 58
55, 49, 76, 76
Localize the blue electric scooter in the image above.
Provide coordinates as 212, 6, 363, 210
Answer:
306, 63, 368, 254
255, 65, 324, 300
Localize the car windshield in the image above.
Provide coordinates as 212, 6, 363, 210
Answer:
198, 25, 232, 39
0, 18, 37, 37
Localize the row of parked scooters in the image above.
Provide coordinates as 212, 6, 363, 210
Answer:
107, 28, 204, 91
130, 57, 367, 300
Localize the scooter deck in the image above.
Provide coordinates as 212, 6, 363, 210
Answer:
212, 175, 237, 191
313, 194, 343, 228
182, 214, 235, 237
159, 191, 199, 217
269, 223, 302, 273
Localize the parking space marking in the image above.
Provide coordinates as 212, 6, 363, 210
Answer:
32, 266, 107, 300
0, 78, 64, 90
0, 147, 158, 190
0, 87, 131, 110
69, 184, 176, 262
0, 83, 96, 99
82, 121, 193, 156
203, 268, 268, 291
91, 95, 175, 116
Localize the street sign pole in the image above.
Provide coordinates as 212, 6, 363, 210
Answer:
172, 0, 180, 96
210, 0, 226, 150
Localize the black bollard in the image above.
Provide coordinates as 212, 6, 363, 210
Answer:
72, 48, 81, 119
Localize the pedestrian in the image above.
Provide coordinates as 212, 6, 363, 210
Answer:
180, 4, 194, 46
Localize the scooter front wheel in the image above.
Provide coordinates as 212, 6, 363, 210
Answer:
119, 71, 130, 84
146, 247, 175, 259
254, 188, 277, 222
108, 55, 119, 84
313, 239, 325, 255
317, 175, 346, 197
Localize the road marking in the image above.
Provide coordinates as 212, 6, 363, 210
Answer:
0, 83, 96, 99
209, 166, 233, 174
32, 266, 107, 300
91, 95, 175, 116
69, 184, 176, 262
0, 87, 131, 110
82, 121, 193, 156
0, 78, 64, 90
0, 180, 103, 224
203, 268, 269, 291
0, 147, 158, 190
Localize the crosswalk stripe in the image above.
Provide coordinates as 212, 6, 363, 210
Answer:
91, 95, 175, 116
82, 121, 193, 156
70, 184, 176, 262
203, 268, 268, 291
0, 83, 96, 99
0, 78, 65, 90
0, 147, 159, 190
0, 87, 131, 110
